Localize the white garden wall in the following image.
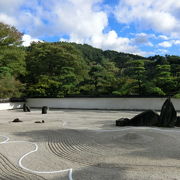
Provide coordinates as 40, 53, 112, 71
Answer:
0, 102, 23, 110
27, 98, 180, 111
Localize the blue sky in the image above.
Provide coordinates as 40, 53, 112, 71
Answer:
0, 0, 180, 57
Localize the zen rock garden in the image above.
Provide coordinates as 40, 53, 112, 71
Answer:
116, 98, 180, 127
18, 104, 48, 124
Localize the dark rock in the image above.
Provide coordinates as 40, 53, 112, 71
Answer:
12, 118, 22, 123
23, 104, 31, 112
42, 106, 48, 114
23, 104, 26, 112
159, 98, 177, 127
115, 98, 178, 128
34, 121, 41, 123
34, 120, 45, 123
35, 121, 41, 123
116, 110, 159, 127
130, 110, 159, 126
116, 118, 130, 126
26, 106, 31, 112
175, 117, 180, 127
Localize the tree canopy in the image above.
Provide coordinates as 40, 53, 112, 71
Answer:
0, 23, 25, 98
0, 23, 179, 98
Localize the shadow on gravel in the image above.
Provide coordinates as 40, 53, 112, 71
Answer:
86, 119, 117, 128
59, 109, 139, 114
52, 163, 129, 180
13, 127, 180, 162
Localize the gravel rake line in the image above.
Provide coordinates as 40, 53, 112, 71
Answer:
48, 131, 109, 155
47, 133, 107, 166
0, 153, 27, 180
0, 153, 46, 180
0, 135, 73, 180
47, 128, 180, 170
48, 140, 96, 166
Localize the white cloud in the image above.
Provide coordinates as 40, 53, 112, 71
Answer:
0, 0, 154, 56
156, 49, 169, 55
61, 30, 148, 56
0, 0, 26, 26
132, 33, 154, 47
174, 40, 180, 45
0, 0, 52, 37
158, 40, 180, 48
22, 34, 41, 46
51, 0, 108, 39
91, 30, 140, 54
0, 13, 17, 26
115, 0, 180, 37
50, 0, 147, 55
158, 41, 172, 48
158, 35, 169, 40
0, 0, 25, 14
0, 0, 108, 39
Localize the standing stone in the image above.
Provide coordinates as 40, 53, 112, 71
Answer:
23, 104, 26, 112
159, 98, 177, 127
26, 106, 31, 112
42, 106, 48, 114
175, 117, 180, 127
23, 104, 31, 112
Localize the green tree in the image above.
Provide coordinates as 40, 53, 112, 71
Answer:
0, 23, 22, 46
154, 64, 176, 95
123, 60, 146, 95
0, 23, 26, 98
0, 75, 24, 98
19, 41, 180, 97
112, 78, 137, 96
26, 42, 88, 97
85, 60, 118, 96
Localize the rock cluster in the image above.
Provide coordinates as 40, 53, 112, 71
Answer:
116, 98, 178, 127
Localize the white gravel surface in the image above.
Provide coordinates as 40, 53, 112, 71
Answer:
0, 109, 180, 180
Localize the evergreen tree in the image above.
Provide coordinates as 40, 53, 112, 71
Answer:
0, 23, 25, 98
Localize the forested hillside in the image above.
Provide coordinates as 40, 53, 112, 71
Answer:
0, 23, 180, 98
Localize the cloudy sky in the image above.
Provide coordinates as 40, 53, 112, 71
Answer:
0, 0, 180, 56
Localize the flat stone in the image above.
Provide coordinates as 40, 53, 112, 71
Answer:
130, 110, 159, 126
116, 110, 159, 127
12, 118, 22, 123
34, 120, 45, 123
34, 121, 41, 123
